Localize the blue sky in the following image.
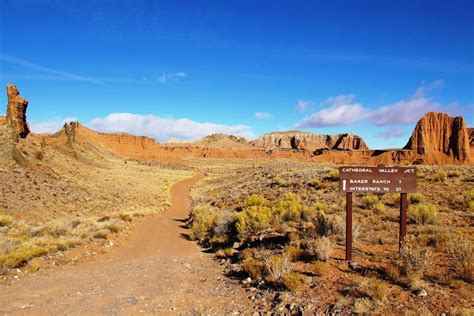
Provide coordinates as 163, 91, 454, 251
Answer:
0, 0, 473, 148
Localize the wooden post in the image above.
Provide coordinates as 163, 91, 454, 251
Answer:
346, 192, 353, 261
399, 193, 408, 251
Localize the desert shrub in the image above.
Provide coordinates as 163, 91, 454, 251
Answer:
0, 245, 49, 269
0, 214, 13, 227
309, 178, 321, 187
408, 193, 424, 204
469, 201, 474, 212
446, 235, 474, 283
189, 204, 223, 242
286, 244, 303, 261
314, 202, 326, 212
362, 194, 379, 209
303, 236, 333, 261
448, 170, 461, 178
245, 194, 266, 207
433, 171, 447, 182
465, 189, 474, 206
282, 272, 307, 292
409, 203, 437, 225
275, 193, 310, 222
311, 261, 328, 276
234, 205, 272, 237
374, 202, 386, 214
328, 169, 339, 181
273, 176, 287, 186
262, 251, 292, 283
242, 258, 266, 280
400, 241, 432, 287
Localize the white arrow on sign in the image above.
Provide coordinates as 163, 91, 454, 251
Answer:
342, 179, 347, 191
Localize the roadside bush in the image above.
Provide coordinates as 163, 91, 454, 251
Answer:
189, 204, 223, 242
409, 203, 437, 225
465, 189, 474, 206
234, 205, 272, 237
374, 202, 386, 214
242, 258, 266, 280
362, 194, 379, 209
446, 235, 474, 283
313, 213, 344, 238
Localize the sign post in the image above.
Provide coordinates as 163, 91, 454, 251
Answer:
339, 166, 416, 260
345, 192, 353, 261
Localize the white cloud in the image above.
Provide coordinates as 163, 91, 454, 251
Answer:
296, 81, 448, 128
156, 72, 188, 83
296, 100, 312, 113
254, 112, 273, 119
296, 94, 368, 127
89, 113, 254, 142
30, 117, 78, 134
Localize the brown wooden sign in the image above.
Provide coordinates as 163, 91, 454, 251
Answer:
339, 166, 416, 194
338, 166, 417, 261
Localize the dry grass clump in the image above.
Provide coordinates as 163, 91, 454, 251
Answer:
370, 279, 390, 301
465, 189, 474, 211
446, 235, 473, 283
408, 193, 424, 204
433, 171, 447, 182
0, 214, 13, 227
328, 169, 339, 181
310, 261, 328, 277
409, 203, 438, 225
281, 272, 307, 292
262, 250, 292, 283
242, 257, 266, 280
396, 241, 432, 288
362, 194, 379, 209
302, 236, 333, 261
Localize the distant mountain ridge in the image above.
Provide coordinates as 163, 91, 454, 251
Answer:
1, 85, 472, 165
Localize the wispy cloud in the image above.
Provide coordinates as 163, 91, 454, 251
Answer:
296, 81, 452, 128
89, 113, 254, 141
296, 100, 312, 113
0, 54, 104, 85
254, 112, 273, 119
156, 72, 188, 83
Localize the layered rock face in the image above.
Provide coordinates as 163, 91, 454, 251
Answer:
404, 112, 471, 161
6, 85, 30, 139
252, 131, 368, 151
469, 128, 474, 149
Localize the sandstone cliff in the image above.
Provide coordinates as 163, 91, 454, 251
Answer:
6, 85, 30, 140
468, 128, 474, 149
252, 131, 368, 151
404, 112, 471, 162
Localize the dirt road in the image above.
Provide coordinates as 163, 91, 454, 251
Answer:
0, 174, 255, 314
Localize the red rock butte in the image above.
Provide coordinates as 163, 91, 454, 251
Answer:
1, 85, 473, 166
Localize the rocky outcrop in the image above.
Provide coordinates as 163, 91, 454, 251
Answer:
6, 85, 30, 139
404, 112, 471, 162
252, 131, 368, 151
468, 128, 474, 149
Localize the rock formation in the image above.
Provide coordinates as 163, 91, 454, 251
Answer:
6, 85, 30, 139
469, 128, 474, 149
404, 112, 471, 162
252, 131, 368, 151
